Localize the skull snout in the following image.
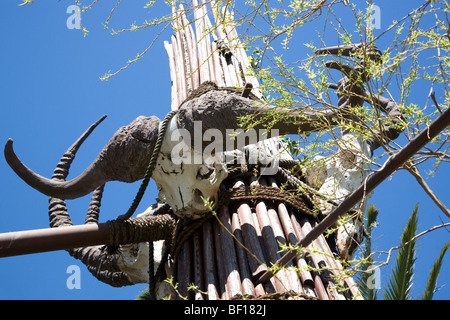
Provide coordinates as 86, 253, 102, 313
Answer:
157, 184, 215, 219
152, 117, 228, 219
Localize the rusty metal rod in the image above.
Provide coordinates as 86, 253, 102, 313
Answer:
0, 223, 110, 258
256, 106, 450, 285
0, 214, 176, 258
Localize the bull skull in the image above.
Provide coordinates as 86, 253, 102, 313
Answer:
4, 45, 404, 224
305, 132, 371, 259
152, 117, 227, 219
3, 88, 350, 213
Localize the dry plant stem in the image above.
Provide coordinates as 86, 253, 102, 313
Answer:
405, 165, 450, 219
407, 90, 450, 219
367, 222, 450, 272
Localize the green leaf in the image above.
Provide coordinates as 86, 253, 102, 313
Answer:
136, 287, 151, 300
422, 242, 450, 300
383, 204, 419, 300
357, 205, 380, 300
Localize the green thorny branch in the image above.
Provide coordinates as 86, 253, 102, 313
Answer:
247, 1, 450, 218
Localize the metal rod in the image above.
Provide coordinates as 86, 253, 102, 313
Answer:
0, 213, 176, 258
256, 106, 450, 285
0, 223, 109, 258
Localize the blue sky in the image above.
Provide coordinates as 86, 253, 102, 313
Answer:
0, 1, 449, 300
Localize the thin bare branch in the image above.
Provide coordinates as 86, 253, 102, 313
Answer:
405, 164, 450, 219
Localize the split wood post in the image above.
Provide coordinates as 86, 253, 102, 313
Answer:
163, 2, 363, 300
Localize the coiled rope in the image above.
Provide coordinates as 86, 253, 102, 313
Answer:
116, 110, 178, 222
113, 109, 177, 300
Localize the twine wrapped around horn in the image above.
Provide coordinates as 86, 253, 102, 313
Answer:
46, 116, 176, 287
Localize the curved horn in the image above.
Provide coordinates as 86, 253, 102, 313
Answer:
177, 87, 350, 154
6, 138, 107, 199
48, 115, 107, 227
364, 93, 406, 152
5, 115, 161, 199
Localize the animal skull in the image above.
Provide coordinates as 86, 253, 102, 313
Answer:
152, 117, 228, 219
304, 132, 372, 259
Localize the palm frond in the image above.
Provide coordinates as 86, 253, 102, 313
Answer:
357, 205, 380, 300
137, 287, 151, 300
383, 203, 419, 300
363, 205, 380, 260
422, 242, 450, 300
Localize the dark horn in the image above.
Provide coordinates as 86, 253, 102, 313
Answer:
49, 116, 107, 227
178, 89, 345, 147
5, 115, 161, 199
315, 43, 360, 57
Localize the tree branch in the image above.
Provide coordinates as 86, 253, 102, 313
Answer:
405, 164, 450, 219
369, 222, 450, 271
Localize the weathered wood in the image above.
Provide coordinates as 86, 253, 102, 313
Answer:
209, 0, 226, 40
193, 0, 210, 83
163, 41, 178, 110
230, 209, 258, 297
165, 1, 368, 300
233, 196, 276, 294
212, 214, 228, 299
201, 3, 215, 82
275, 197, 315, 288
211, 41, 226, 87
180, 5, 200, 91
176, 239, 193, 299
314, 273, 330, 300
222, 9, 244, 87
297, 215, 347, 300
292, 213, 345, 300
267, 203, 302, 292
234, 182, 268, 278
227, 16, 261, 96
250, 177, 295, 293
202, 219, 220, 300
264, 177, 303, 294
192, 230, 205, 300
170, 35, 183, 108
216, 205, 243, 298
289, 211, 330, 299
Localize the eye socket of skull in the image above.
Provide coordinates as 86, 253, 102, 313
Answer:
197, 164, 215, 180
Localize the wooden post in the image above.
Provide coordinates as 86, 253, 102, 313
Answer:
164, 1, 363, 300
3, 2, 447, 301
